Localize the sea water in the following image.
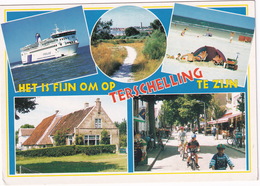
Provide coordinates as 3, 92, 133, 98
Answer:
10, 45, 97, 91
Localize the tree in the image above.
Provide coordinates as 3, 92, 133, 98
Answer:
20, 124, 35, 128
158, 94, 212, 133
125, 27, 140, 36
237, 93, 245, 131
75, 134, 84, 145
91, 19, 113, 45
142, 30, 166, 60
208, 98, 226, 120
15, 130, 19, 145
15, 97, 37, 120
101, 129, 110, 145
119, 134, 127, 148
115, 119, 127, 148
115, 119, 127, 135
150, 19, 165, 33
53, 130, 67, 146
158, 95, 184, 128
237, 93, 245, 114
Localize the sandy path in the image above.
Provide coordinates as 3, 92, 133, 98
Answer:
111, 46, 137, 83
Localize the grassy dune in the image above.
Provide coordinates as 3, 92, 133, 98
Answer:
91, 43, 127, 76
16, 153, 127, 173
91, 39, 164, 81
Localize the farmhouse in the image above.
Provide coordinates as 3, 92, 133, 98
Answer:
22, 98, 119, 150
17, 128, 35, 150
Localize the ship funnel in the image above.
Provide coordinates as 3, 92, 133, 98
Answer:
35, 33, 41, 43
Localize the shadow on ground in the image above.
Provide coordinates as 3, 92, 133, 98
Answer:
16, 161, 124, 173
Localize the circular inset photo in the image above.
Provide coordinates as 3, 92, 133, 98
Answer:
91, 5, 167, 83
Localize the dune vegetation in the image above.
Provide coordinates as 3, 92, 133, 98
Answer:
91, 19, 166, 81
91, 43, 127, 76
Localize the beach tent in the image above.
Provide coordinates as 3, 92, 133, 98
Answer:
193, 46, 226, 62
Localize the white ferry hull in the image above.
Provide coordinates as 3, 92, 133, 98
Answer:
21, 43, 79, 65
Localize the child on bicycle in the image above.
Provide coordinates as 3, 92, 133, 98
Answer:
209, 144, 234, 170
178, 127, 187, 151
186, 134, 200, 168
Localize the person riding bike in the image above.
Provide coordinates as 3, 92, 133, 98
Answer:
209, 144, 234, 170
186, 134, 200, 168
178, 127, 187, 151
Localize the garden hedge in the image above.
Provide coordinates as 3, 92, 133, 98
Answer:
16, 145, 116, 157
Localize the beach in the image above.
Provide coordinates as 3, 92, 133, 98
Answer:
162, 23, 254, 87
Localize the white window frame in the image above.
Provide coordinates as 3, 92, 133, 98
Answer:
84, 135, 100, 145
95, 118, 102, 128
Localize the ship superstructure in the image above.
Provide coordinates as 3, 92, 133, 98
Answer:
21, 25, 79, 65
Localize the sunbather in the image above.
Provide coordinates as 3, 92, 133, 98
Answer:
166, 54, 175, 59
194, 51, 208, 61
175, 53, 181, 60
181, 52, 195, 62
212, 55, 223, 65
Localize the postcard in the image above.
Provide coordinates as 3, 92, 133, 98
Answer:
0, 1, 257, 185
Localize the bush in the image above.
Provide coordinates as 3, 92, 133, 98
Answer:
101, 129, 110, 145
75, 135, 84, 145
119, 134, 127, 148
16, 146, 76, 157
53, 130, 67, 146
17, 145, 116, 157
142, 30, 166, 60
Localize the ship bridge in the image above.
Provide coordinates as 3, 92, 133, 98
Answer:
51, 30, 76, 39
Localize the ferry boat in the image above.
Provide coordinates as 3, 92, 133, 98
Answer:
21, 25, 79, 65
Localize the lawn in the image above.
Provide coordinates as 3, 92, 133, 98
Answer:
16, 153, 127, 174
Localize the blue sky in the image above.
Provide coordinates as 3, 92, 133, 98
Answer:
15, 96, 127, 131
173, 3, 255, 30
100, 5, 158, 28
2, 6, 90, 63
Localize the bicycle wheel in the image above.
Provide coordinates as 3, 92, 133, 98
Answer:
180, 149, 183, 157
191, 160, 196, 170
182, 152, 185, 161
227, 138, 234, 145
235, 139, 240, 148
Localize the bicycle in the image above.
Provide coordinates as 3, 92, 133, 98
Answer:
227, 136, 240, 147
187, 150, 199, 171
179, 142, 187, 161
157, 137, 164, 151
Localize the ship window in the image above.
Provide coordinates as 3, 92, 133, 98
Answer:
51, 31, 76, 38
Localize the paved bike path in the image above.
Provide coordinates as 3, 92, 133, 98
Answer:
150, 133, 245, 172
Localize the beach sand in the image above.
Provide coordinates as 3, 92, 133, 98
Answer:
162, 24, 253, 87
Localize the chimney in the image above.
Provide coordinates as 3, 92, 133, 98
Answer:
95, 98, 101, 113
84, 102, 89, 109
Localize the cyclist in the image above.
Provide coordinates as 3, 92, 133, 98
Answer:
178, 127, 187, 151
186, 134, 200, 168
209, 144, 234, 170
